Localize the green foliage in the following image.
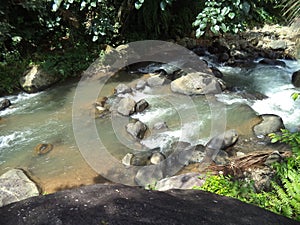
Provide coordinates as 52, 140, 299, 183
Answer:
192, 0, 248, 37
269, 129, 300, 154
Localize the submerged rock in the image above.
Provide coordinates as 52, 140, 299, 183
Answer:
153, 121, 168, 130
136, 79, 147, 90
0, 169, 39, 207
19, 65, 59, 93
258, 58, 286, 67
253, 114, 285, 137
0, 99, 11, 111
171, 72, 224, 95
34, 143, 54, 155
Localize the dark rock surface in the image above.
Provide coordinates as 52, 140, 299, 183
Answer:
0, 184, 299, 225
0, 99, 11, 111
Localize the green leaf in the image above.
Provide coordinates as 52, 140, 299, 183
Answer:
241, 1, 251, 14
193, 20, 201, 27
210, 25, 219, 34
90, 1, 96, 7
221, 7, 230, 16
228, 12, 235, 19
291, 93, 299, 101
196, 28, 205, 38
199, 23, 207, 30
139, 0, 144, 3
220, 23, 228, 32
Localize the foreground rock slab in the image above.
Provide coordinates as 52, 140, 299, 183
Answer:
0, 169, 40, 207
0, 184, 299, 225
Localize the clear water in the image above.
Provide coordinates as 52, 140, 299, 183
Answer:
0, 59, 299, 191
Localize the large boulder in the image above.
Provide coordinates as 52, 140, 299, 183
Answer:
0, 169, 40, 207
206, 129, 239, 151
253, 114, 285, 136
19, 65, 59, 93
292, 70, 300, 87
0, 184, 298, 225
170, 72, 224, 95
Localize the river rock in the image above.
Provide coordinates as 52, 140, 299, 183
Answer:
19, 65, 59, 93
155, 173, 205, 191
291, 70, 300, 87
188, 144, 205, 163
269, 40, 287, 50
170, 72, 224, 95
114, 84, 132, 95
135, 164, 164, 186
136, 79, 146, 90
206, 129, 239, 151
135, 99, 149, 113
253, 114, 285, 136
122, 153, 134, 167
150, 152, 165, 165
34, 143, 54, 155
147, 75, 167, 87
0, 99, 11, 111
246, 167, 274, 192
126, 120, 147, 139
258, 58, 286, 67
117, 97, 136, 116
0, 169, 39, 207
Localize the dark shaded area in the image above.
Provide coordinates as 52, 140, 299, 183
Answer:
0, 184, 299, 225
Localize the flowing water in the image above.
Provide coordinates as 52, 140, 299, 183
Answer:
0, 59, 299, 192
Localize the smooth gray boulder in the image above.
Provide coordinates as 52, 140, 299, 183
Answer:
0, 169, 39, 207
269, 40, 287, 50
0, 184, 298, 225
155, 173, 205, 191
253, 114, 285, 136
19, 65, 59, 93
170, 72, 224, 95
206, 129, 239, 151
117, 97, 136, 116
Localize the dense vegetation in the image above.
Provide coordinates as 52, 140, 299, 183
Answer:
0, 0, 296, 94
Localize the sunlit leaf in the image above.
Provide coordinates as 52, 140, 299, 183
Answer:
228, 12, 235, 19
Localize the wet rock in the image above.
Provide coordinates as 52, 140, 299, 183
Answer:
117, 97, 136, 116
150, 152, 165, 165
34, 143, 54, 155
0, 169, 39, 207
171, 72, 224, 95
155, 173, 205, 191
253, 114, 285, 137
264, 151, 282, 166
135, 165, 164, 186
239, 91, 268, 100
114, 84, 132, 95
206, 129, 239, 151
292, 70, 300, 87
0, 99, 11, 111
188, 144, 205, 164
258, 58, 286, 67
135, 99, 149, 113
136, 79, 147, 90
0, 183, 298, 225
269, 40, 287, 50
210, 66, 223, 78
147, 75, 167, 87
122, 153, 134, 167
246, 167, 274, 192
153, 121, 168, 130
126, 120, 147, 139
19, 65, 59, 93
